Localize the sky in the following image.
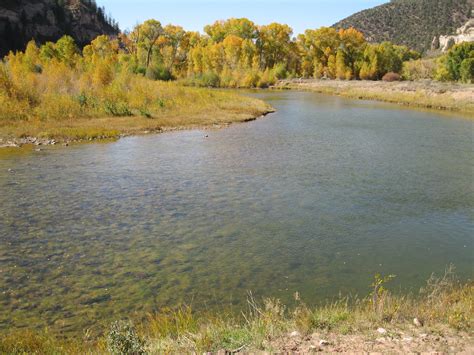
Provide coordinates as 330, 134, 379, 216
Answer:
97, 0, 388, 35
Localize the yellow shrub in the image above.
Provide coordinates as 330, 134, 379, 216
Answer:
34, 94, 83, 120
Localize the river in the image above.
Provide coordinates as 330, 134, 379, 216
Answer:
0, 91, 472, 333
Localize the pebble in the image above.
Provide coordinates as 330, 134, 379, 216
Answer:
413, 318, 423, 327
402, 337, 413, 342
377, 327, 387, 334
319, 340, 330, 346
290, 331, 300, 338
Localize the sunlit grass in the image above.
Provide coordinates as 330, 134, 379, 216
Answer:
0, 65, 273, 143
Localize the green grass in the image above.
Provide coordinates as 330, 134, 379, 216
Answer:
0, 268, 471, 354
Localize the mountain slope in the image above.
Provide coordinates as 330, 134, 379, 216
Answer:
0, 0, 119, 57
333, 0, 474, 52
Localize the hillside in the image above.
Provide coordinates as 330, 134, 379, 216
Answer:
0, 0, 119, 57
333, 0, 474, 52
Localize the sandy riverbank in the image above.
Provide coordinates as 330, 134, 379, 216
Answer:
273, 79, 474, 116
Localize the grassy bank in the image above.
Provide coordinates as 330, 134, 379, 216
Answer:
274, 79, 474, 116
0, 78, 273, 148
1, 269, 472, 353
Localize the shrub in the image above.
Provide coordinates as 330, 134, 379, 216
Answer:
257, 68, 276, 88
135, 66, 147, 76
382, 72, 401, 82
459, 58, 474, 84
35, 94, 83, 120
186, 71, 221, 87
437, 42, 474, 81
107, 320, 146, 355
103, 100, 133, 116
272, 63, 288, 80
145, 65, 173, 81
402, 58, 437, 80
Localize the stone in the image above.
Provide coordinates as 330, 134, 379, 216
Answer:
319, 340, 330, 346
290, 331, 301, 338
413, 318, 423, 327
377, 327, 387, 334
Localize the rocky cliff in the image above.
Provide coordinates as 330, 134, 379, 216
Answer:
0, 0, 119, 57
436, 18, 474, 51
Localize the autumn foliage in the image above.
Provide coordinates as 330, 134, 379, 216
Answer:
1, 17, 470, 124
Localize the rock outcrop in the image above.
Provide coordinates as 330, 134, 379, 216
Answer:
0, 0, 119, 57
438, 18, 474, 51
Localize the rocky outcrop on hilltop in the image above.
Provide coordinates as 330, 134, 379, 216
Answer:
436, 18, 474, 51
0, 0, 119, 57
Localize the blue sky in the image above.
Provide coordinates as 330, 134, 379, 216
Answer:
97, 0, 388, 34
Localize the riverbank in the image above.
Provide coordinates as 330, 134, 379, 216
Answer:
1, 272, 472, 354
0, 82, 274, 149
273, 79, 474, 116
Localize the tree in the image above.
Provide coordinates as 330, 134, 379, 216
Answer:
338, 28, 366, 79
258, 23, 293, 69
438, 42, 474, 82
204, 18, 258, 42
297, 27, 339, 78
134, 20, 164, 68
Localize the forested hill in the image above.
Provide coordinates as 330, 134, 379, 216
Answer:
333, 0, 474, 52
0, 0, 119, 57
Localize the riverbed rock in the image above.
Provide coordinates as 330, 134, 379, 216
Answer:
413, 318, 423, 327
319, 339, 330, 346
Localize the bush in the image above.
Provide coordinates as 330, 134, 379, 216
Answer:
459, 58, 474, 84
402, 58, 437, 80
145, 65, 173, 81
272, 63, 288, 80
103, 100, 133, 116
382, 72, 401, 82
135, 66, 146, 76
437, 42, 474, 81
107, 320, 146, 355
186, 71, 221, 87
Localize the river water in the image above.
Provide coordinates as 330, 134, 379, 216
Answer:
0, 91, 473, 333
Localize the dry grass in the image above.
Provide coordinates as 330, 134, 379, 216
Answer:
0, 58, 273, 146
0, 78, 273, 145
0, 268, 471, 354
274, 79, 474, 117
0, 92, 272, 144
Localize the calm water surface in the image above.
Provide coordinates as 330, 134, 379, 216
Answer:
0, 91, 473, 333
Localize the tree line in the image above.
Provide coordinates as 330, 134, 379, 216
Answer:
2, 17, 473, 88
